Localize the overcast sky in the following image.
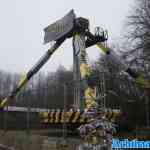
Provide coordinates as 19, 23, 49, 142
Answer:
0, 0, 134, 73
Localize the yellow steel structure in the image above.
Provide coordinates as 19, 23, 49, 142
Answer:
39, 109, 121, 124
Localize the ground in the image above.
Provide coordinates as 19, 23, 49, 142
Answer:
0, 130, 80, 150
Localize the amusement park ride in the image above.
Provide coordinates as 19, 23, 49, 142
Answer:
0, 10, 150, 148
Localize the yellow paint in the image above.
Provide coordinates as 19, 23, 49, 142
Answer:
0, 98, 7, 108
18, 74, 28, 87
80, 63, 92, 78
50, 111, 55, 123
135, 74, 150, 88
55, 111, 60, 123
85, 87, 97, 109
96, 42, 109, 54
42, 112, 48, 123
92, 136, 98, 145
66, 111, 73, 123
72, 111, 80, 123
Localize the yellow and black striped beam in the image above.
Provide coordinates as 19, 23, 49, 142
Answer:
39, 109, 121, 124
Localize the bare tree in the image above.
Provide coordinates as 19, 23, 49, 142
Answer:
126, 0, 150, 70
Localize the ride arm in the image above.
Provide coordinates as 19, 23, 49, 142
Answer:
96, 43, 150, 89
0, 10, 75, 109
85, 32, 150, 89
97, 43, 150, 88
0, 39, 65, 109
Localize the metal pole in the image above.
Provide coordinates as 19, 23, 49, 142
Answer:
26, 91, 30, 135
46, 79, 49, 109
143, 62, 149, 128
145, 91, 149, 127
3, 105, 8, 133
63, 83, 67, 138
